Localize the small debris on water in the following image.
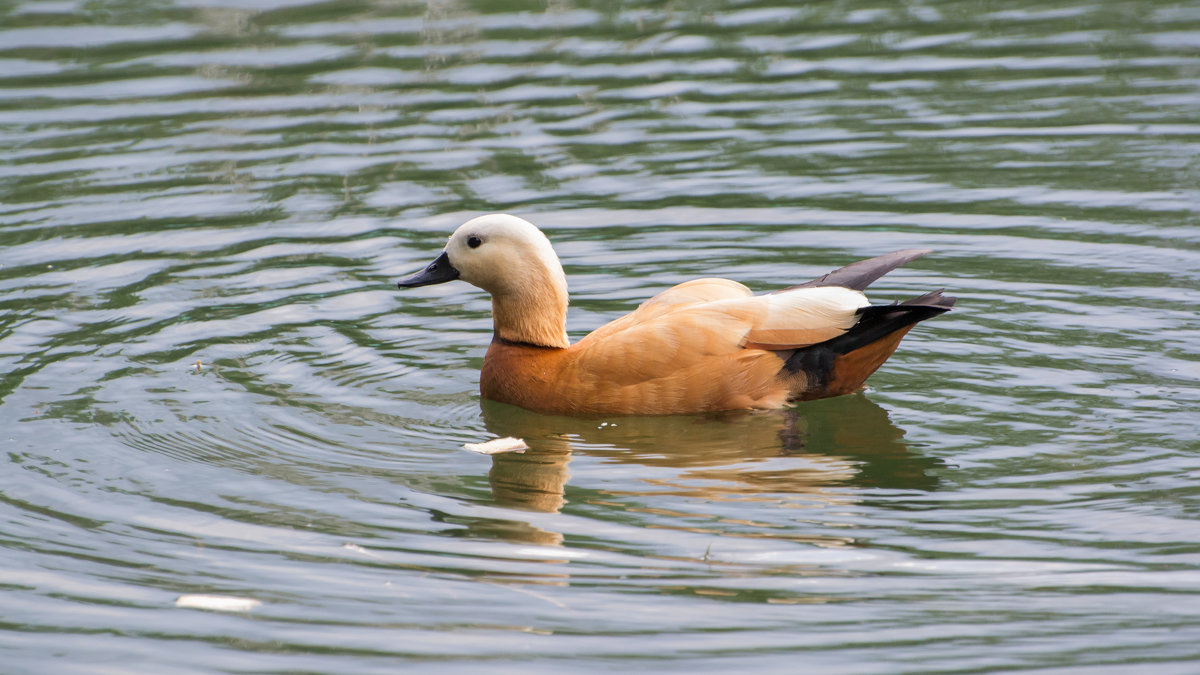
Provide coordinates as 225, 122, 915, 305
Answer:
174, 594, 262, 612
342, 542, 382, 558
463, 437, 529, 455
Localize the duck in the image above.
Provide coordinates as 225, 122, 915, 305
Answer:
397, 213, 954, 416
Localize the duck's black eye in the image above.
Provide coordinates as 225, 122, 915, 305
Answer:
467, 235, 482, 249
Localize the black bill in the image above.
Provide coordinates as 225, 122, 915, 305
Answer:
396, 251, 459, 288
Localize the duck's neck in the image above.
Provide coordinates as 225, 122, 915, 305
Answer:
490, 270, 570, 349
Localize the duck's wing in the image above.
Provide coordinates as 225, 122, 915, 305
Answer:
589, 245, 938, 359
572, 284, 869, 385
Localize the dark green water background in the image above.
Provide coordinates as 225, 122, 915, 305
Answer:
2, 0, 1199, 672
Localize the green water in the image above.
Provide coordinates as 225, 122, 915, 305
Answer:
3, 0, 1200, 672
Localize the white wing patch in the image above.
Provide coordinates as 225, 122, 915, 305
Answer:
742, 286, 870, 350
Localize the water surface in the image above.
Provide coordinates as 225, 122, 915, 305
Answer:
3, 0, 1200, 672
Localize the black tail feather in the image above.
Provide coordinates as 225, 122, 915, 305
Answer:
843, 294, 954, 356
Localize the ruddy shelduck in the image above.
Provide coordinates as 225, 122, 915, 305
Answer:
397, 214, 954, 415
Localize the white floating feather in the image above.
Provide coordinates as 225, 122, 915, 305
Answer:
463, 437, 529, 454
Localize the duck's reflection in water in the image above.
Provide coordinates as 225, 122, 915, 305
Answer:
481, 393, 942, 515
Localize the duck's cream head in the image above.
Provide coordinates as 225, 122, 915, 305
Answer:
397, 214, 570, 349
